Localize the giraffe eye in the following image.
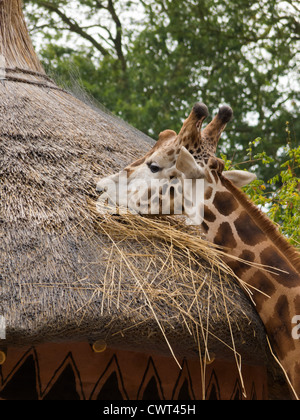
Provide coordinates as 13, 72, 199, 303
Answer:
149, 163, 161, 173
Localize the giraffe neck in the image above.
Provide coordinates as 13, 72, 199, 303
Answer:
202, 176, 300, 399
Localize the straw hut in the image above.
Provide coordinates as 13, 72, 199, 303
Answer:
0, 0, 289, 400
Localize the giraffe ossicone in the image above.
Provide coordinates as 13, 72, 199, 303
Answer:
96, 103, 300, 399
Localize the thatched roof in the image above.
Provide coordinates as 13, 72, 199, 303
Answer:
0, 1, 286, 392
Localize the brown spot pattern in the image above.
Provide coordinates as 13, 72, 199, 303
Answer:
295, 295, 300, 316
201, 221, 209, 233
249, 271, 276, 313
214, 222, 237, 249
204, 205, 216, 222
260, 246, 299, 288
205, 187, 213, 200
212, 171, 219, 183
213, 192, 239, 216
265, 295, 295, 360
226, 251, 255, 279
234, 211, 265, 246
167, 148, 175, 156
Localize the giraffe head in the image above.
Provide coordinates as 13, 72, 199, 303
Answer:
96, 103, 256, 223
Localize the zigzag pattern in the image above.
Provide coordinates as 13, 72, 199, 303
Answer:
0, 345, 266, 400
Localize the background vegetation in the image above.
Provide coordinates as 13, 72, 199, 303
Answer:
23, 0, 299, 245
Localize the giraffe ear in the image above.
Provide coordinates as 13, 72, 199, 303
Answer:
222, 170, 256, 188
176, 147, 205, 179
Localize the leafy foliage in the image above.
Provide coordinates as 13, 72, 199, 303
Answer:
223, 129, 300, 247
23, 1, 299, 174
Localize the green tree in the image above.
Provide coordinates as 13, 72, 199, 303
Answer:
245, 141, 300, 248
23, 0, 299, 180
221, 126, 300, 248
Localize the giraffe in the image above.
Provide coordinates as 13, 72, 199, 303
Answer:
96, 103, 300, 399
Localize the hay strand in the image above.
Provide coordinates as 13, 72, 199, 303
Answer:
88, 204, 273, 395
